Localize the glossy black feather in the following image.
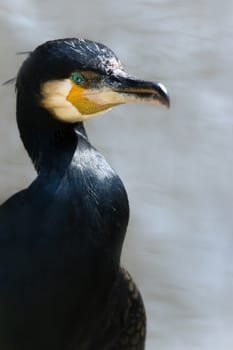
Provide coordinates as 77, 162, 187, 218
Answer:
0, 38, 146, 350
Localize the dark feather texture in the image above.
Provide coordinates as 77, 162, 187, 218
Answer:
0, 38, 146, 350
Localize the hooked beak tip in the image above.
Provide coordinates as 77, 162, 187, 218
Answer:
156, 82, 170, 108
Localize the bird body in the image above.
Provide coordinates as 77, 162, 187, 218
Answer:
0, 125, 130, 349
0, 38, 169, 349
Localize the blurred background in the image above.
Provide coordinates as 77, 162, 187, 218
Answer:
0, 0, 233, 349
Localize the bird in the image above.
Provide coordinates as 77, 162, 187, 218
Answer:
0, 38, 169, 350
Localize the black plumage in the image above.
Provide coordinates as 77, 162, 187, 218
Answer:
0, 38, 169, 350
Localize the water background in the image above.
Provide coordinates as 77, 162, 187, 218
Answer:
0, 1, 233, 349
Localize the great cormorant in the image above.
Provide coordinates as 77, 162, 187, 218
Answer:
0, 38, 169, 350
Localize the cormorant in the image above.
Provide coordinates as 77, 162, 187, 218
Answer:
0, 38, 169, 350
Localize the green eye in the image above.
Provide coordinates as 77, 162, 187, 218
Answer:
71, 72, 85, 84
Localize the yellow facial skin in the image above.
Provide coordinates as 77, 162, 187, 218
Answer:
66, 82, 119, 115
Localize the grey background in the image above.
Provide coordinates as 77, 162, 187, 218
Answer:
0, 1, 233, 349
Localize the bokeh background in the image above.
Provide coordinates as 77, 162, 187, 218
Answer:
0, 1, 233, 349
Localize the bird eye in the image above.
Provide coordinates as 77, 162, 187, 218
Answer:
71, 72, 85, 85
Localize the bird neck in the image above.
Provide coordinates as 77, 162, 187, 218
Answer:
16, 99, 129, 267
16, 96, 85, 173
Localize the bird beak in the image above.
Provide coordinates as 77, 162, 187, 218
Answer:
66, 72, 170, 120
103, 74, 170, 108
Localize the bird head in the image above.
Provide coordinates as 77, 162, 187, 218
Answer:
16, 38, 169, 124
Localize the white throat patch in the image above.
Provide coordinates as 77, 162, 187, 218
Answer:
40, 79, 103, 122
41, 79, 82, 122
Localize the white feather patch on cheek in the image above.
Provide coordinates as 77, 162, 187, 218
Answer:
40, 79, 84, 122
